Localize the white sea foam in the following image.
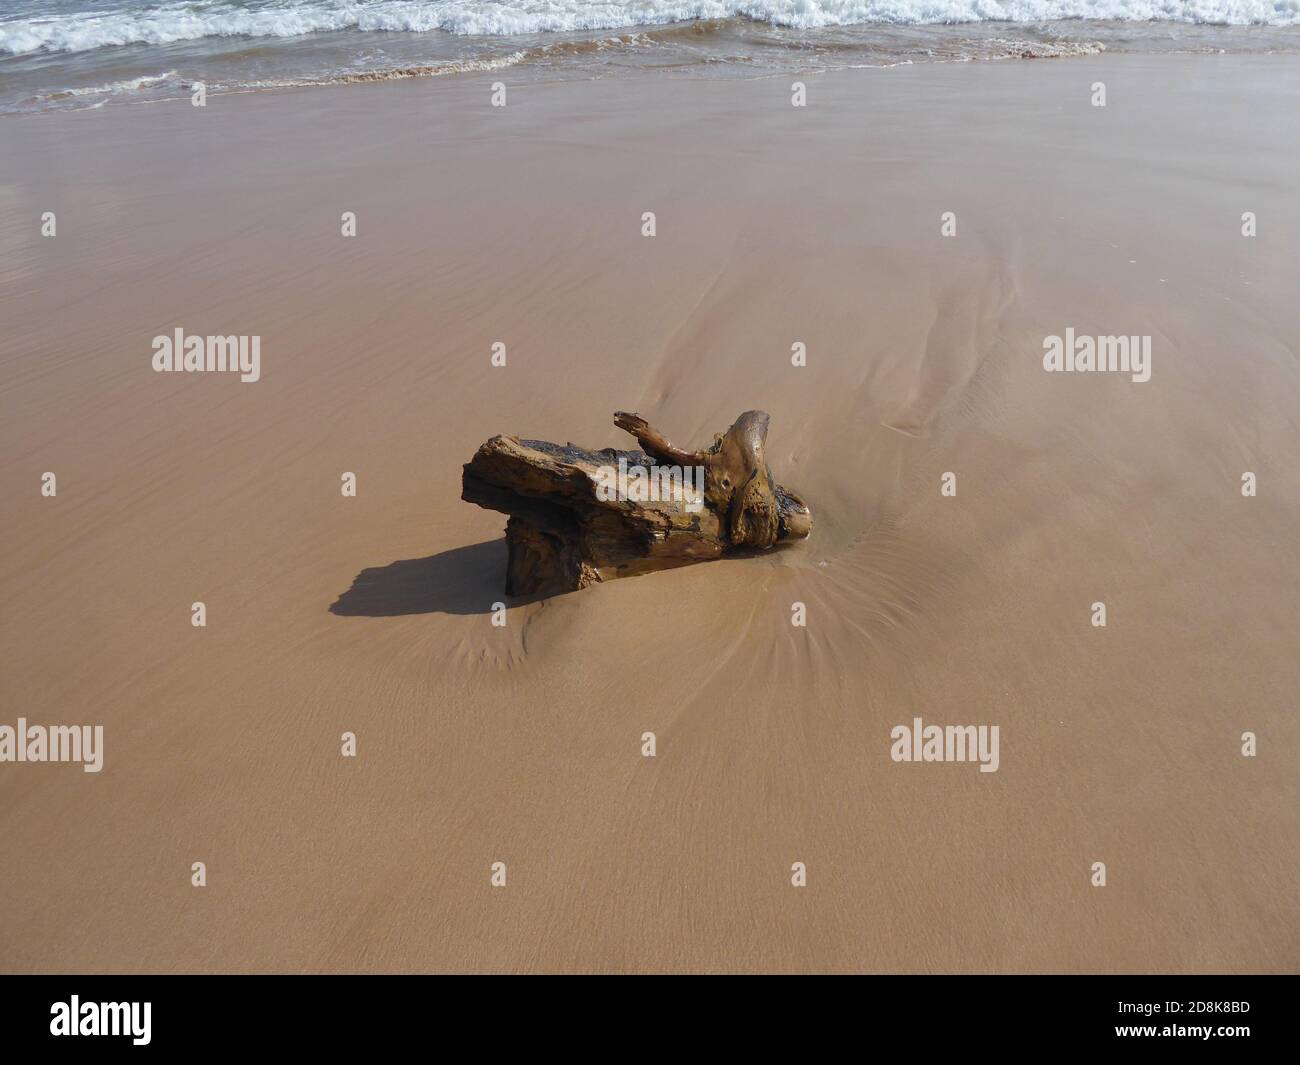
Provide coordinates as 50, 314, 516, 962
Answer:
45, 70, 181, 99
247, 48, 530, 85
2, 0, 1297, 57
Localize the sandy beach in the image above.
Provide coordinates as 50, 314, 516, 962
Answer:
2, 52, 1297, 973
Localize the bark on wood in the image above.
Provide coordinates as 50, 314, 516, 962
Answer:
462, 410, 812, 597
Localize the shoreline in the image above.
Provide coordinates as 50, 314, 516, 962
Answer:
6, 16, 1300, 116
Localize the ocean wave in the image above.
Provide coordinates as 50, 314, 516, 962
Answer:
252, 47, 529, 83
40, 69, 181, 100
21, 31, 1113, 109
2, 0, 1298, 57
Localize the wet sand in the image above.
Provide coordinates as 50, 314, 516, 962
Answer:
1, 53, 1297, 972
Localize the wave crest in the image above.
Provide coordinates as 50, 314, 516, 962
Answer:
3, 0, 1298, 58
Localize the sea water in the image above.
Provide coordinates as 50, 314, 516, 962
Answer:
3, 0, 1299, 113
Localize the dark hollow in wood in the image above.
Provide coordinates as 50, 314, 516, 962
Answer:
462, 410, 812, 597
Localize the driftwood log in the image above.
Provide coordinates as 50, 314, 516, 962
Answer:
462, 411, 812, 597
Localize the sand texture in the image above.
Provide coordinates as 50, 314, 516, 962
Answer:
1, 54, 1297, 973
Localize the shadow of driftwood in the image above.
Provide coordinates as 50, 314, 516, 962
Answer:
332, 536, 808, 618
330, 539, 548, 617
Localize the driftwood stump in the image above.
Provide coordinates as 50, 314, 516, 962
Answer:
462, 411, 812, 597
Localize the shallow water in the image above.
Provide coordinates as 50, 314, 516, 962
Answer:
4, 1, 1300, 114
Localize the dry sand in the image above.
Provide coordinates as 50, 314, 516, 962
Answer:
1, 53, 1297, 973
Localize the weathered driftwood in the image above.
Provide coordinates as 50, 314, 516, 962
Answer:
462, 410, 812, 597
